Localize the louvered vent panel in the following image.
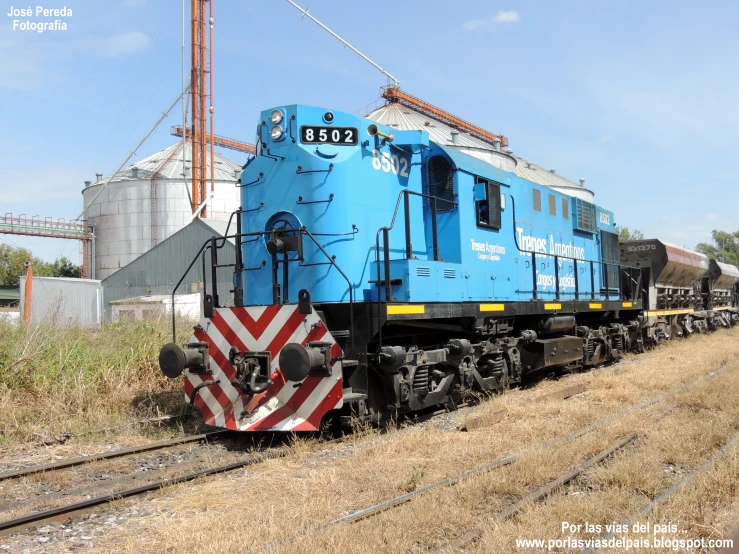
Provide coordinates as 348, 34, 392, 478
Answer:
574, 199, 596, 233
443, 269, 456, 279
416, 267, 431, 277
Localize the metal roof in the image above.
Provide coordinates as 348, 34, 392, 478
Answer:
93, 142, 243, 187
367, 103, 493, 150
511, 155, 592, 195
101, 218, 236, 308
198, 217, 236, 244
366, 103, 589, 193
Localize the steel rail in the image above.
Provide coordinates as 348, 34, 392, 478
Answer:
580, 428, 739, 554
434, 433, 638, 553
247, 362, 734, 554
0, 448, 288, 537
0, 430, 229, 481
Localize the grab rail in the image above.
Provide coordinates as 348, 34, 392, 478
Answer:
374, 189, 457, 346
172, 224, 355, 353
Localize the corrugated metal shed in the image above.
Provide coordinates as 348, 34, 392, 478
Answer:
366, 103, 595, 200
20, 277, 102, 328
101, 218, 237, 318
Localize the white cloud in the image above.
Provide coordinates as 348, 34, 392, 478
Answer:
99, 31, 152, 58
462, 19, 489, 31
493, 10, 520, 23
599, 134, 614, 143
462, 10, 520, 30
705, 213, 721, 221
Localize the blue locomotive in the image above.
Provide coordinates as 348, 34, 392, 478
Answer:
158, 102, 652, 431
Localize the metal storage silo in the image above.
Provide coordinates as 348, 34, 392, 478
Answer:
82, 142, 243, 279
366, 103, 595, 202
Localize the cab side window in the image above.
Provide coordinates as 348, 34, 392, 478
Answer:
475, 176, 501, 230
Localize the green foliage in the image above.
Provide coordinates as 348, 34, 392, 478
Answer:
403, 465, 426, 492
616, 225, 645, 242
47, 256, 82, 278
0, 245, 82, 285
696, 230, 739, 264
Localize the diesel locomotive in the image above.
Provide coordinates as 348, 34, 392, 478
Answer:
158, 103, 739, 432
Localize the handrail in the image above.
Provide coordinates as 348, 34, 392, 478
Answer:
374, 189, 457, 347
172, 225, 356, 352
301, 228, 355, 354
510, 195, 642, 303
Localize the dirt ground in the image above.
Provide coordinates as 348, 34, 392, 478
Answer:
2, 328, 739, 553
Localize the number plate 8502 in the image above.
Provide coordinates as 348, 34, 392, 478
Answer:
300, 126, 357, 145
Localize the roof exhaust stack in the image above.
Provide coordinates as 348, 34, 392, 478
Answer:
492, 138, 501, 152
450, 130, 459, 145
550, 168, 556, 173
95, 172, 103, 183
84, 180, 92, 188
579, 178, 586, 186
131, 167, 139, 179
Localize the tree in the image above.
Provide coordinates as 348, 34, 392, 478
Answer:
0, 245, 82, 286
616, 225, 645, 242
696, 230, 739, 265
48, 257, 82, 278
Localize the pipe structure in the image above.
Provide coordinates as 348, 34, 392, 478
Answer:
284, 0, 400, 87
23, 260, 32, 329
209, 0, 215, 198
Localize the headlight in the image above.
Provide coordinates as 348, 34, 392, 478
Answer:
270, 126, 284, 140
270, 110, 283, 124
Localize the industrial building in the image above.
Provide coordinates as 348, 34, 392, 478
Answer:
82, 142, 244, 280
20, 276, 102, 328
101, 218, 236, 320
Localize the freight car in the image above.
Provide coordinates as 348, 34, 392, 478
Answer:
620, 240, 739, 340
158, 104, 735, 432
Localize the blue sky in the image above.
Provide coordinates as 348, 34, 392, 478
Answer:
2, 0, 738, 262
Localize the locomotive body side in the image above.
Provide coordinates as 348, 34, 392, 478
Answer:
162, 105, 648, 432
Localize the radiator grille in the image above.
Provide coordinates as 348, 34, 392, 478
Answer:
601, 230, 620, 289
422, 155, 455, 212
574, 199, 596, 232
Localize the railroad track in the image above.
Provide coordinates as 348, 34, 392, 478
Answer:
0, 430, 230, 481
0, 395, 475, 540
245, 360, 735, 554
0, 430, 293, 538
1, 357, 734, 544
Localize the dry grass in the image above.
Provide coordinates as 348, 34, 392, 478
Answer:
0, 317, 191, 449
75, 328, 739, 554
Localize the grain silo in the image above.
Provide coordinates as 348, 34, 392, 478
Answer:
82, 142, 243, 279
366, 102, 595, 202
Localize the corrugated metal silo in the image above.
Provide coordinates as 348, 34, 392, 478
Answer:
366, 103, 595, 202
82, 143, 243, 279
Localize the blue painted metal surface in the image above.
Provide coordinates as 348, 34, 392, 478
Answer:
237, 105, 622, 306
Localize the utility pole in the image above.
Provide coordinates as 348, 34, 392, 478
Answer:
23, 259, 33, 329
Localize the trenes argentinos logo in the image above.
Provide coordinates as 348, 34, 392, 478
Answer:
7, 6, 72, 32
